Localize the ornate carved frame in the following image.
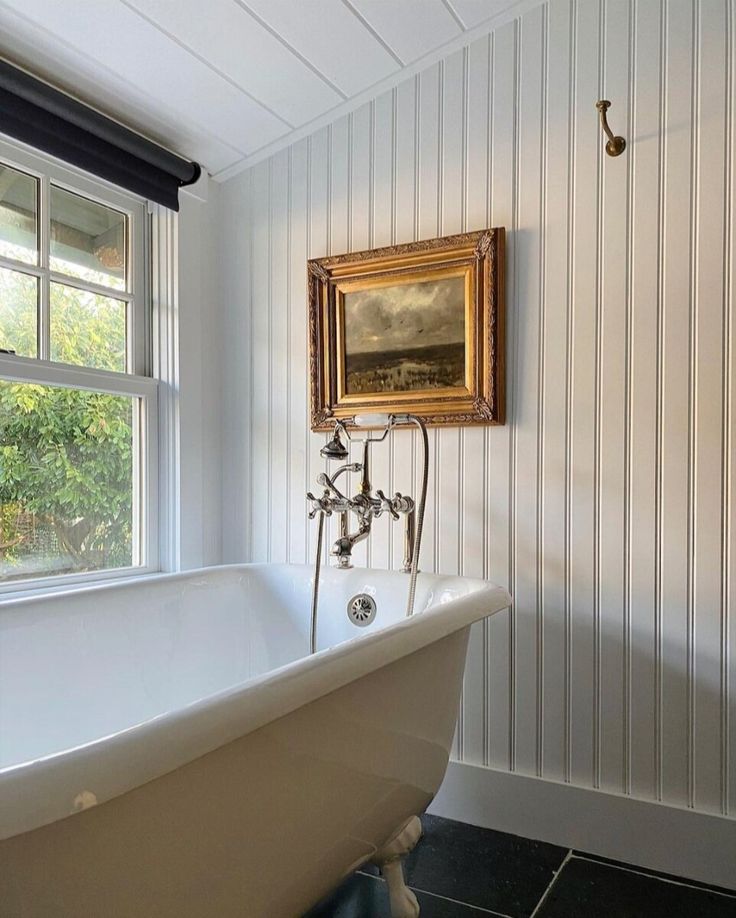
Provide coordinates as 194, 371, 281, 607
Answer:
308, 228, 505, 430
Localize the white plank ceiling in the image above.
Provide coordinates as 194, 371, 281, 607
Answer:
0, 0, 531, 180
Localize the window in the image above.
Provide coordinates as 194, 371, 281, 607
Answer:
0, 140, 158, 588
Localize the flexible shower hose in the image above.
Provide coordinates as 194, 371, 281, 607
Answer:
405, 415, 429, 617
310, 509, 325, 654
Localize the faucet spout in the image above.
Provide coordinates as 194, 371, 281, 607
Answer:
330, 516, 370, 568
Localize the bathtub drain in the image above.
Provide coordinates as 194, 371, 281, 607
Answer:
347, 594, 377, 626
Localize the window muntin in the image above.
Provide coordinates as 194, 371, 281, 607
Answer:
0, 140, 155, 589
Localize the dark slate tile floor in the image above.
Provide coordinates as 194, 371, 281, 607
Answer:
304, 814, 736, 918
535, 856, 736, 918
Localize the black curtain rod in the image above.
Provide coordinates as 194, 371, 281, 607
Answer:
0, 59, 201, 211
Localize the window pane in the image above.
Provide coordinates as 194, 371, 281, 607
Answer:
0, 164, 38, 265
0, 381, 137, 582
51, 282, 126, 372
0, 267, 37, 358
50, 186, 127, 291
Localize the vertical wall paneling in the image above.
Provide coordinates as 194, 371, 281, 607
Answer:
417, 63, 441, 575
659, 0, 692, 808
567, 0, 598, 790
596, 0, 629, 795
307, 128, 330, 565
461, 35, 492, 766
288, 140, 309, 564
561, 0, 576, 784
693, 0, 727, 814
223, 0, 736, 821
438, 50, 464, 576
652, 0, 667, 808
369, 92, 393, 572
686, 0, 700, 810
727, 0, 735, 819
628, 0, 660, 801
513, 2, 545, 775
250, 159, 270, 562
347, 104, 372, 569
219, 172, 251, 564
439, 48, 467, 761
540, 0, 571, 783
391, 79, 417, 575
327, 119, 351, 562
178, 190, 226, 570
486, 21, 515, 773
270, 150, 289, 563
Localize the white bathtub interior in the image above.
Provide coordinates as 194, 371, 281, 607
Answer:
0, 563, 492, 773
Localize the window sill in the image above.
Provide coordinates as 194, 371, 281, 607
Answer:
0, 565, 163, 603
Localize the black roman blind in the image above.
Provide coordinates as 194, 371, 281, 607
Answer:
0, 59, 201, 211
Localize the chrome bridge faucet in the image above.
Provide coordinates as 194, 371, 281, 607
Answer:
307, 416, 416, 571
307, 413, 429, 651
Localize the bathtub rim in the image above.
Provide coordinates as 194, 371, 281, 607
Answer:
0, 561, 511, 842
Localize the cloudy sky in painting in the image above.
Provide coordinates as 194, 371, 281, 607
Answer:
343, 276, 465, 354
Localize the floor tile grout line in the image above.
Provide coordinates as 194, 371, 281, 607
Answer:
528, 849, 573, 918
570, 853, 736, 900
408, 883, 514, 917
357, 869, 513, 917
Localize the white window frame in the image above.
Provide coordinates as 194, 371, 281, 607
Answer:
0, 135, 163, 595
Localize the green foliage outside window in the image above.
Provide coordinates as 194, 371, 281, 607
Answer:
0, 269, 133, 579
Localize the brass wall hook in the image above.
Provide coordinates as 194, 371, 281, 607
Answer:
596, 100, 626, 157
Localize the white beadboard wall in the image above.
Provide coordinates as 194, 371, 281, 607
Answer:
220, 0, 735, 826
178, 187, 223, 571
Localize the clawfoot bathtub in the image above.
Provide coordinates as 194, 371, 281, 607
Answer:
0, 563, 510, 917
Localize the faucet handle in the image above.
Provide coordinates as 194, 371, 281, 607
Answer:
307, 490, 333, 519
376, 489, 400, 520
392, 492, 414, 515
317, 471, 348, 502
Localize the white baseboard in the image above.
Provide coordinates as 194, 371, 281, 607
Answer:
428, 761, 736, 891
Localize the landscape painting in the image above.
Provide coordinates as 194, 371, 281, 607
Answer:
343, 276, 466, 395
308, 227, 505, 428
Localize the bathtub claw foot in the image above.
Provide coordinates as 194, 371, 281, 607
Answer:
381, 861, 420, 918
372, 816, 423, 918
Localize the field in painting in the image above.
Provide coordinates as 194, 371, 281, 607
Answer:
345, 341, 465, 394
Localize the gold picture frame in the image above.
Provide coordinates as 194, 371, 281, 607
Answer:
308, 228, 505, 429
